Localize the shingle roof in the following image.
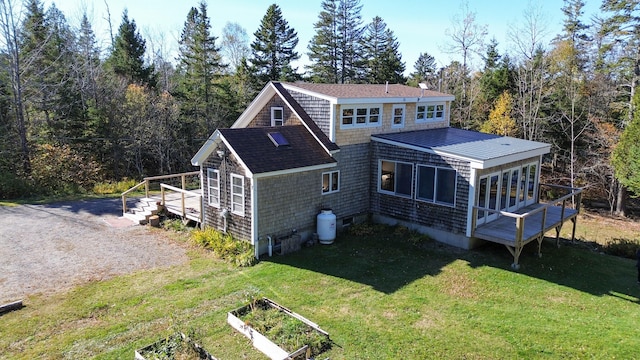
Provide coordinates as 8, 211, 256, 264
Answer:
372, 128, 550, 168
282, 82, 454, 100
219, 125, 336, 175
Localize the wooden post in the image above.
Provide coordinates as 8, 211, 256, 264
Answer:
181, 174, 186, 190
122, 195, 127, 214
144, 179, 150, 198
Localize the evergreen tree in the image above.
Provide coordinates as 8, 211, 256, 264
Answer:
307, 0, 364, 83
337, 0, 364, 83
105, 10, 155, 87
307, 0, 339, 83
249, 4, 300, 86
176, 1, 228, 141
361, 16, 404, 84
612, 90, 640, 197
408, 52, 438, 88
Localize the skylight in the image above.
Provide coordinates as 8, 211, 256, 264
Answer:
268, 132, 290, 147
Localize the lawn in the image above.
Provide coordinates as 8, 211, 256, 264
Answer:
1, 222, 639, 359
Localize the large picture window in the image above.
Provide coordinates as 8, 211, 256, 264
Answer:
341, 105, 382, 128
207, 168, 220, 207
322, 170, 340, 194
379, 160, 413, 197
416, 102, 445, 122
416, 165, 457, 206
231, 174, 244, 216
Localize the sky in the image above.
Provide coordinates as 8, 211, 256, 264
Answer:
40, 0, 601, 75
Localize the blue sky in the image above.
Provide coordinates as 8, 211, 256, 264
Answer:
44, 0, 601, 74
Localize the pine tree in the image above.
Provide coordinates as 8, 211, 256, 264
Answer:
176, 1, 228, 141
612, 90, 640, 197
249, 4, 300, 87
360, 17, 405, 84
408, 52, 438, 88
105, 10, 155, 87
307, 0, 339, 83
337, 0, 364, 83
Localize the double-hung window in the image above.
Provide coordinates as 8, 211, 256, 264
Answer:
392, 104, 405, 127
322, 170, 340, 194
271, 106, 284, 126
207, 168, 220, 207
416, 165, 456, 206
341, 105, 382, 128
230, 174, 244, 216
416, 103, 445, 122
379, 160, 413, 197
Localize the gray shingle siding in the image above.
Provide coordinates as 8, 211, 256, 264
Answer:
320, 143, 370, 219
202, 151, 252, 241
250, 95, 299, 127
370, 142, 471, 234
288, 90, 331, 136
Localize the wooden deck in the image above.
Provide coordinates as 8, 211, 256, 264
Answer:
153, 187, 202, 224
472, 185, 582, 269
121, 171, 202, 225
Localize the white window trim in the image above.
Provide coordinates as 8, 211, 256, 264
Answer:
230, 174, 245, 216
207, 168, 220, 207
415, 164, 457, 207
378, 159, 413, 198
322, 170, 340, 195
391, 104, 405, 128
416, 102, 445, 123
271, 106, 284, 126
340, 104, 383, 129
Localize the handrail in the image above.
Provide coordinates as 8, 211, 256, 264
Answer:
121, 180, 147, 214
160, 183, 202, 220
472, 185, 583, 244
121, 171, 200, 215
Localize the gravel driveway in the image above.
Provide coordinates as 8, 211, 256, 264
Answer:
0, 198, 188, 304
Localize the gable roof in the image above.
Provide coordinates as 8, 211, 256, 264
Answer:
281, 82, 455, 103
372, 127, 550, 169
191, 125, 336, 177
231, 82, 339, 153
271, 82, 340, 152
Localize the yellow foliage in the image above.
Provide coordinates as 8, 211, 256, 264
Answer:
480, 91, 517, 136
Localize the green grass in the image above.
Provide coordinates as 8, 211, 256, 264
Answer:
1, 224, 640, 359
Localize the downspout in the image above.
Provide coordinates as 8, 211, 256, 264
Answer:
466, 167, 477, 238
251, 177, 259, 259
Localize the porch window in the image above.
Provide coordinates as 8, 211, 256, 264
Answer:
207, 168, 220, 207
391, 104, 405, 127
322, 170, 340, 194
416, 165, 457, 206
271, 106, 284, 126
379, 160, 413, 197
341, 105, 382, 128
416, 102, 445, 122
231, 174, 244, 216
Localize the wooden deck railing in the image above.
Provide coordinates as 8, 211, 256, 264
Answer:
160, 183, 203, 224
121, 171, 200, 214
471, 184, 583, 269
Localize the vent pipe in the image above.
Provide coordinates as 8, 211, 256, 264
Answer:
385, 81, 389, 93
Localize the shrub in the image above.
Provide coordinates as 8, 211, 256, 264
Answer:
162, 218, 190, 233
191, 228, 256, 267
92, 178, 139, 195
602, 238, 640, 259
0, 170, 34, 200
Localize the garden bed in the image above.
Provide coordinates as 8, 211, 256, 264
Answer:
227, 298, 330, 360
135, 332, 217, 360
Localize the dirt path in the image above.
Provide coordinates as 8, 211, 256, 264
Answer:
0, 198, 188, 304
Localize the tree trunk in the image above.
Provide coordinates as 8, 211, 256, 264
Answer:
615, 185, 626, 217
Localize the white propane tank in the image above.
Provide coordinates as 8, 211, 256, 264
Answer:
317, 209, 336, 244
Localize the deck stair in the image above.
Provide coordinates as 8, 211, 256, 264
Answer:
123, 197, 160, 225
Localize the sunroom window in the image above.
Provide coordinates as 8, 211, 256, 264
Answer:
379, 160, 413, 197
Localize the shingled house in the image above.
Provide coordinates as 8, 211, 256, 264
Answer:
191, 81, 581, 267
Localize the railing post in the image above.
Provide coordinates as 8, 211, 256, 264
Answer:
181, 174, 186, 190
122, 195, 127, 214
181, 192, 186, 217
161, 186, 166, 205
145, 179, 149, 198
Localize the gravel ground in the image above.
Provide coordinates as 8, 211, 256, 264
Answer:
0, 198, 189, 304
